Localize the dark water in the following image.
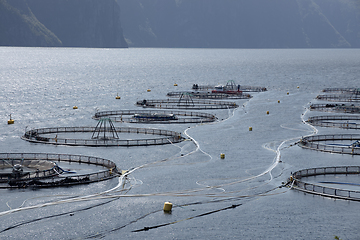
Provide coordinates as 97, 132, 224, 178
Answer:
1, 47, 360, 239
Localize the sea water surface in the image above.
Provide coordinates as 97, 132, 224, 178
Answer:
0, 47, 360, 239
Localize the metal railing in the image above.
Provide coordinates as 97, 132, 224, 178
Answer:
316, 94, 360, 102
292, 166, 360, 201
0, 153, 120, 188
136, 99, 239, 110
166, 91, 252, 99
309, 103, 360, 114
93, 109, 217, 124
322, 88, 360, 94
22, 127, 184, 146
298, 134, 360, 155
307, 115, 360, 129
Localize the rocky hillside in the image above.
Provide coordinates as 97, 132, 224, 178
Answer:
118, 0, 360, 48
0, 0, 128, 48
1, 0, 359, 48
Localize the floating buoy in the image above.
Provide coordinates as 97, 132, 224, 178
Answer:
174, 83, 178, 86
249, 127, 253, 131
8, 114, 14, 124
73, 106, 78, 109
297, 86, 299, 89
116, 93, 121, 99
266, 111, 269, 115
287, 92, 289, 95
163, 202, 172, 212
278, 100, 280, 103
220, 153, 225, 159
147, 89, 151, 92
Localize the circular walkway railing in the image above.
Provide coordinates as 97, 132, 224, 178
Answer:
22, 127, 184, 146
136, 99, 239, 110
322, 88, 360, 94
309, 103, 360, 114
166, 91, 251, 99
93, 110, 217, 124
298, 134, 360, 155
316, 94, 360, 102
291, 166, 360, 201
307, 115, 360, 129
0, 153, 120, 188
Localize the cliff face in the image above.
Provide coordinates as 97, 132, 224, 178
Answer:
118, 0, 360, 48
27, 0, 128, 48
1, 0, 359, 48
0, 0, 62, 47
0, 0, 128, 48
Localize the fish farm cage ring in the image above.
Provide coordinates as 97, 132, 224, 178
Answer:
309, 103, 360, 114
136, 99, 239, 110
322, 88, 360, 94
316, 94, 360, 102
0, 153, 121, 188
166, 91, 252, 99
289, 166, 360, 201
21, 126, 184, 147
307, 115, 360, 129
298, 134, 360, 155
191, 82, 267, 92
93, 110, 217, 124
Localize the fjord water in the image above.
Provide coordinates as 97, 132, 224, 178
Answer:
1, 47, 360, 239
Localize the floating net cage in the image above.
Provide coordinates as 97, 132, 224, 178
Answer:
22, 119, 184, 147
0, 153, 120, 188
309, 103, 360, 114
316, 94, 360, 102
307, 115, 360, 130
290, 166, 360, 201
298, 134, 360, 155
192, 80, 267, 92
322, 88, 360, 95
136, 95, 239, 110
166, 91, 251, 99
93, 110, 217, 124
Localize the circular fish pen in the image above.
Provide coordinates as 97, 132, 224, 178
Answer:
21, 121, 184, 146
307, 115, 360, 129
322, 88, 360, 94
316, 94, 360, 102
309, 103, 360, 114
298, 134, 360, 155
192, 81, 267, 92
93, 110, 217, 124
136, 98, 238, 110
166, 91, 251, 99
0, 153, 120, 188
290, 166, 360, 201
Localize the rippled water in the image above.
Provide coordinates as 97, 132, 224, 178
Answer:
1, 47, 360, 239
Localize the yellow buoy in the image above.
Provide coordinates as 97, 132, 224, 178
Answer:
297, 86, 299, 88
174, 83, 178, 86
8, 114, 14, 124
287, 92, 289, 95
249, 127, 253, 131
73, 106, 78, 109
163, 202, 172, 212
266, 111, 269, 115
147, 89, 151, 92
220, 153, 225, 159
278, 100, 280, 103
116, 93, 121, 99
